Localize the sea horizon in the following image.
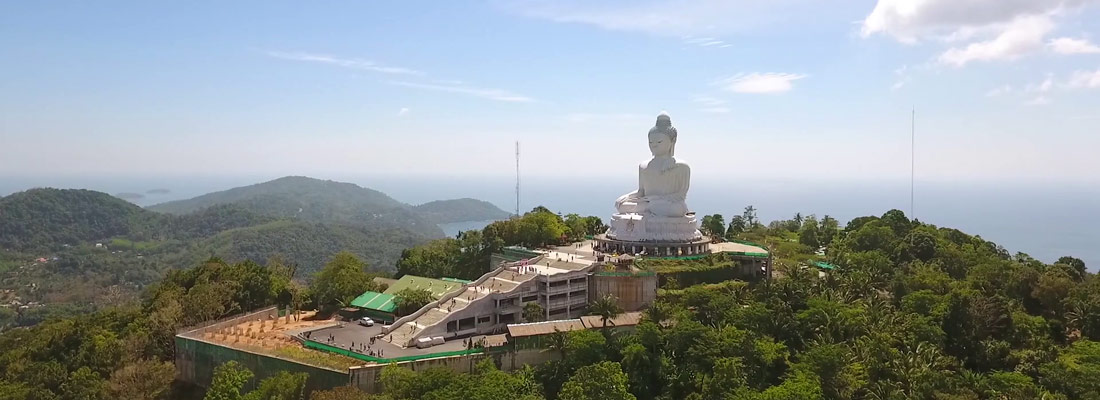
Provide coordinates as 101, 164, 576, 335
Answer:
2, 174, 1097, 270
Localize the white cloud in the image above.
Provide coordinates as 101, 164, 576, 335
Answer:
1026, 95, 1052, 105
684, 36, 729, 48
985, 85, 1014, 96
937, 16, 1053, 66
267, 51, 421, 75
692, 96, 730, 113
862, 0, 1098, 66
507, 0, 818, 37
891, 65, 912, 90
862, 0, 1092, 42
388, 81, 534, 102
1049, 37, 1100, 54
1026, 75, 1055, 93
1068, 68, 1100, 88
716, 73, 807, 94
397, 107, 410, 117
563, 113, 649, 123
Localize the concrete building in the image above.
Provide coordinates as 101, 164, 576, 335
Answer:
380, 254, 596, 348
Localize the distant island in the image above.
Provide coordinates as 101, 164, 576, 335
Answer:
146, 188, 171, 195
114, 192, 145, 201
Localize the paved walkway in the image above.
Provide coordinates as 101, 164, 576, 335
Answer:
305, 322, 486, 359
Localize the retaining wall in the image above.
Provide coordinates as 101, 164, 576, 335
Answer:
348, 348, 556, 393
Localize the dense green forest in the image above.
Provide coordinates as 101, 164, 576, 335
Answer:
395, 208, 605, 280
344, 209, 1100, 400
0, 251, 388, 400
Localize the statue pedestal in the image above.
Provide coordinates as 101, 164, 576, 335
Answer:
607, 213, 702, 242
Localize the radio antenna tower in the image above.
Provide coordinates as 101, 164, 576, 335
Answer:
515, 141, 520, 216
911, 107, 915, 219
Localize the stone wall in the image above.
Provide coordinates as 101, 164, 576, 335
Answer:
590, 273, 657, 311
175, 335, 348, 394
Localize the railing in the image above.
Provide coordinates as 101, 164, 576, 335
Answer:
303, 339, 486, 363
177, 306, 280, 335
382, 255, 543, 345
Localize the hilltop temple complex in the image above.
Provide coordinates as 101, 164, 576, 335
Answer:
175, 113, 772, 394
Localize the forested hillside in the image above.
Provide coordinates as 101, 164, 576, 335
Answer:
146, 176, 510, 239
0, 181, 509, 329
0, 189, 154, 251
413, 198, 513, 224
369, 209, 1100, 400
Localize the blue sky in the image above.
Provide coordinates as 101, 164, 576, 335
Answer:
2, 1, 1098, 184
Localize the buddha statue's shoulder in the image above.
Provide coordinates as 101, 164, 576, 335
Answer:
670, 158, 690, 171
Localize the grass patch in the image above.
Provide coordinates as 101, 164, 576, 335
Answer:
273, 345, 364, 370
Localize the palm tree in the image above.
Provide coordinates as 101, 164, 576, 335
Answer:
523, 302, 545, 322
587, 294, 623, 330
547, 328, 568, 358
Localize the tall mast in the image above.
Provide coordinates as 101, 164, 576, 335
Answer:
515, 141, 520, 216
911, 107, 915, 219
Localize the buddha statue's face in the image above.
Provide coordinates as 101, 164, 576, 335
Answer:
648, 131, 674, 157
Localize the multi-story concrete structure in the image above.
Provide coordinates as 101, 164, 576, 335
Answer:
380, 252, 596, 348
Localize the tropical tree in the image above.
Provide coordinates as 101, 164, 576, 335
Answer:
311, 252, 379, 311
587, 294, 624, 330
701, 214, 725, 239
204, 361, 254, 400
244, 371, 307, 400
743, 206, 759, 229
799, 215, 821, 250
523, 302, 545, 322
559, 362, 636, 400
107, 359, 176, 400
394, 288, 435, 316
727, 215, 747, 238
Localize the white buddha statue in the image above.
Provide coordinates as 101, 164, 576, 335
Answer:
614, 113, 690, 217
607, 113, 701, 242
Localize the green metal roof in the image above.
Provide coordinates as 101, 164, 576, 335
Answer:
383, 275, 464, 298
813, 261, 837, 270
349, 291, 397, 313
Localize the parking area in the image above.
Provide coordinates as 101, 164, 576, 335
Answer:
303, 321, 489, 359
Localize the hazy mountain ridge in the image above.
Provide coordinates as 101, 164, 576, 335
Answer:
414, 198, 513, 224
0, 188, 152, 251
145, 176, 510, 238
0, 177, 511, 312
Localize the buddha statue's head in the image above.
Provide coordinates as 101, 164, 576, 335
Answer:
648, 113, 677, 157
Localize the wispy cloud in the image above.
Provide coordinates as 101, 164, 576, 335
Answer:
937, 16, 1053, 67
1026, 95, 1051, 106
891, 65, 911, 90
1049, 37, 1100, 55
692, 96, 730, 113
388, 81, 535, 103
985, 85, 1013, 97
1068, 68, 1100, 89
506, 0, 808, 37
397, 107, 410, 117
267, 51, 422, 75
715, 73, 807, 94
862, 0, 1096, 67
683, 36, 732, 48
563, 113, 649, 123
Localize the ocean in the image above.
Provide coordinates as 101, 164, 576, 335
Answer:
2, 175, 1097, 269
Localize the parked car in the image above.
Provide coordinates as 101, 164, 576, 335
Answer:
357, 317, 375, 327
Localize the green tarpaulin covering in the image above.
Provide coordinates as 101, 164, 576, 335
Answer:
349, 291, 397, 312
